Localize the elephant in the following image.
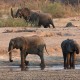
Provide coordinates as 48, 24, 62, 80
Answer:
8, 35, 48, 71
61, 39, 80, 69
27, 11, 55, 28
11, 7, 30, 24
11, 7, 55, 28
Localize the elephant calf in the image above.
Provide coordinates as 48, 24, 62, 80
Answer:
8, 35, 48, 71
61, 39, 80, 69
27, 12, 55, 28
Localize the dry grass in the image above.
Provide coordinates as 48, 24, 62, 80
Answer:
0, 1, 80, 27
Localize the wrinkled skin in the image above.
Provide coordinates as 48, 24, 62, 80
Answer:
11, 7, 55, 28
61, 39, 80, 69
8, 35, 48, 71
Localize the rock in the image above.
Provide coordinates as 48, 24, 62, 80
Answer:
65, 22, 77, 27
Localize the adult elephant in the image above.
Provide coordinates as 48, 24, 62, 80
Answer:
8, 35, 48, 71
11, 7, 55, 28
61, 39, 80, 69
11, 8, 30, 22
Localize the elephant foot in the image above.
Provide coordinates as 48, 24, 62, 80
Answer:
64, 67, 70, 69
20, 61, 29, 67
67, 66, 71, 69
20, 63, 25, 67
70, 66, 75, 69
40, 63, 45, 70
64, 67, 67, 69
10, 59, 13, 62
20, 64, 26, 71
25, 60, 29, 66
67, 66, 70, 69
21, 67, 26, 71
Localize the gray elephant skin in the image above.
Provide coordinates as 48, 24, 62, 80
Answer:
27, 11, 55, 28
61, 39, 80, 69
8, 35, 48, 71
11, 7, 55, 28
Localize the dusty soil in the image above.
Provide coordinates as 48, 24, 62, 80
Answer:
0, 17, 80, 80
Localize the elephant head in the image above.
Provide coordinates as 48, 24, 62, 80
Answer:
8, 39, 15, 62
8, 37, 27, 71
8, 37, 24, 62
11, 8, 31, 19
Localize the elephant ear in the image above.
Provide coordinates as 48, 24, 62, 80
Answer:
21, 8, 31, 16
10, 39, 15, 45
12, 40, 14, 45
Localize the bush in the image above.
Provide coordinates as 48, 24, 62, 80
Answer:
0, 1, 80, 27
42, 2, 65, 18
0, 18, 29, 27
41, 2, 79, 18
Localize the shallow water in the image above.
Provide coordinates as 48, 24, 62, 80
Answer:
0, 65, 80, 71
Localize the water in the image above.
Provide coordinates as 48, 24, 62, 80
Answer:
0, 65, 80, 71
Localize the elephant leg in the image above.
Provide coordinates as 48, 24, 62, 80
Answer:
20, 51, 26, 71
9, 52, 13, 62
67, 53, 70, 69
49, 19, 55, 28
48, 25, 50, 28
43, 24, 49, 28
51, 23, 55, 28
38, 22, 41, 27
70, 53, 72, 69
63, 53, 67, 69
33, 21, 37, 27
31, 21, 34, 27
35, 18, 39, 26
71, 53, 75, 69
38, 51, 45, 70
24, 53, 29, 66
40, 54, 45, 70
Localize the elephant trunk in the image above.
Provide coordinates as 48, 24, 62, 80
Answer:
8, 45, 13, 62
11, 8, 15, 18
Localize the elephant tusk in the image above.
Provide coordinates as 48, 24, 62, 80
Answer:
7, 50, 13, 54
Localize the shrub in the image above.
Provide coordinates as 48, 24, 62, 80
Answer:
41, 2, 65, 18
41, 2, 79, 18
0, 18, 29, 27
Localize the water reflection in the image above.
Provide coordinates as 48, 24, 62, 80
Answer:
0, 65, 80, 71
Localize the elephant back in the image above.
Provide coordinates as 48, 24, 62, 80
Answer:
61, 39, 80, 54
24, 35, 45, 48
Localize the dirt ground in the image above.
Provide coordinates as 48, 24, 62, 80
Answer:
0, 17, 80, 80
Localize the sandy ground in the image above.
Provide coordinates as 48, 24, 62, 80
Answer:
0, 17, 80, 80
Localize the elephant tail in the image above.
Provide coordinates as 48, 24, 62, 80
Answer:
44, 44, 49, 55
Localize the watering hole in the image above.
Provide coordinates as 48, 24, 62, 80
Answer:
0, 64, 80, 71
0, 55, 80, 71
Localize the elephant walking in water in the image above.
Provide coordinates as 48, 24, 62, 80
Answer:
61, 39, 80, 69
8, 35, 48, 71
